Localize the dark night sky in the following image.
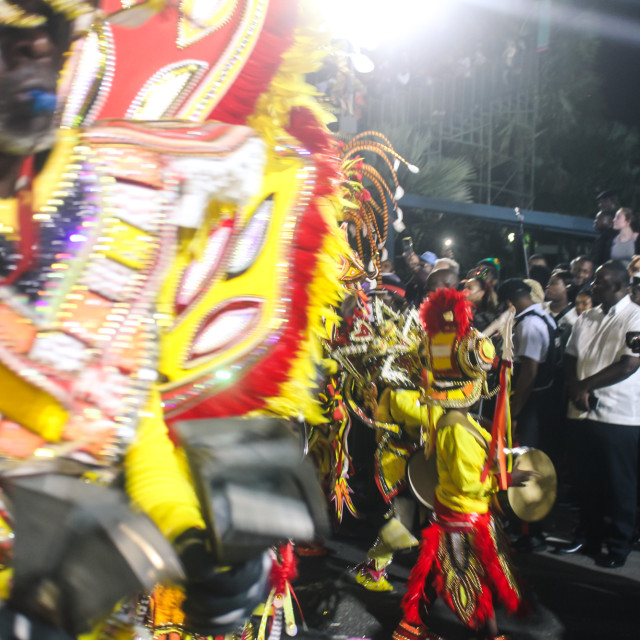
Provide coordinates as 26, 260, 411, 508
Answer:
593, 0, 640, 127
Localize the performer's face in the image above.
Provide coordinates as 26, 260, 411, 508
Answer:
0, 1, 70, 154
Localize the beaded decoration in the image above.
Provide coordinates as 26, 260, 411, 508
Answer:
0, 121, 265, 464
419, 288, 497, 408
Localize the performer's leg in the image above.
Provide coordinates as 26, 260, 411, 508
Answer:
356, 514, 419, 591
393, 578, 442, 640
484, 614, 512, 640
512, 394, 547, 551
356, 536, 395, 591
484, 615, 499, 637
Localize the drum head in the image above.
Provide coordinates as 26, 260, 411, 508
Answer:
406, 448, 438, 509
507, 449, 557, 522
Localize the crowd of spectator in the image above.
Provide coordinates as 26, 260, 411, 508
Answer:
376, 189, 640, 569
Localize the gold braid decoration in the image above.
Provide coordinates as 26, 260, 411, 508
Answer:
45, 0, 94, 18
343, 130, 419, 178
0, 0, 46, 26
489, 519, 521, 599
344, 141, 401, 194
338, 131, 418, 283
344, 210, 366, 260
437, 532, 485, 626
361, 167, 391, 237
361, 166, 392, 277
0, 0, 94, 26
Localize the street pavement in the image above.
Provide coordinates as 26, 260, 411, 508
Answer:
291, 505, 640, 640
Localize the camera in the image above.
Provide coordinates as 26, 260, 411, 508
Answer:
402, 236, 414, 255
626, 331, 640, 354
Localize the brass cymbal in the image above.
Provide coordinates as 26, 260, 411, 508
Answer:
507, 449, 557, 522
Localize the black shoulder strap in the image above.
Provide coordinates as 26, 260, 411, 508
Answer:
513, 308, 559, 389
515, 307, 556, 335
553, 305, 574, 323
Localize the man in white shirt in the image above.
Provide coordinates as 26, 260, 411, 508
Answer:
497, 278, 556, 552
564, 260, 640, 568
498, 279, 556, 447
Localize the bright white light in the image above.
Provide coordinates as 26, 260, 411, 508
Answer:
507, 232, 516, 243
350, 52, 375, 73
443, 237, 453, 247
316, 0, 454, 50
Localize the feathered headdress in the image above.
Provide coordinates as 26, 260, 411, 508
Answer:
339, 131, 418, 281
420, 286, 472, 341
419, 288, 496, 408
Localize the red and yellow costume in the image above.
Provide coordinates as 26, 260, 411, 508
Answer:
0, 0, 348, 637
394, 289, 522, 640
400, 413, 520, 633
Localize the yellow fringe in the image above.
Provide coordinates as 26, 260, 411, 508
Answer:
245, 3, 352, 423
264, 206, 347, 423
247, 0, 335, 147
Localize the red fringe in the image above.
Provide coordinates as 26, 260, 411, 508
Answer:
474, 523, 520, 616
270, 542, 298, 594
208, 0, 296, 123
402, 520, 521, 630
402, 526, 440, 625
419, 288, 473, 340
481, 362, 509, 487
287, 107, 336, 155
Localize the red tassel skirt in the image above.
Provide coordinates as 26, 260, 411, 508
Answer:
401, 499, 522, 630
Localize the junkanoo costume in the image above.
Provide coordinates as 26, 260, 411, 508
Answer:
324, 294, 436, 591
0, 0, 350, 638
393, 288, 522, 640
300, 133, 422, 579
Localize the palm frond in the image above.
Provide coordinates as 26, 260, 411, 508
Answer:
357, 125, 476, 202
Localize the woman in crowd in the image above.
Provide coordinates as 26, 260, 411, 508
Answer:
610, 208, 639, 264
574, 289, 593, 316
544, 270, 578, 329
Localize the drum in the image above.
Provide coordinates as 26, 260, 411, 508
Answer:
406, 448, 438, 509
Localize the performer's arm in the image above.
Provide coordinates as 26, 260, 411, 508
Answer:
125, 390, 205, 541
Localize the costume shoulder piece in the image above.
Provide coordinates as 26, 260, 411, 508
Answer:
0, 121, 344, 462
82, 119, 267, 225
154, 133, 345, 425
0, 127, 179, 464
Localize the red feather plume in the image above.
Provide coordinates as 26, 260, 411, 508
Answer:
419, 287, 473, 340
270, 542, 298, 594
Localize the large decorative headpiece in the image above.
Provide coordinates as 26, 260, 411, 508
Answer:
0, 0, 93, 26
57, 0, 304, 128
420, 287, 496, 408
339, 131, 418, 280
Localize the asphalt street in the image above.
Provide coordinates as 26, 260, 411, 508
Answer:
291, 505, 640, 640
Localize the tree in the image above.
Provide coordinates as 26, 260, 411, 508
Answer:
534, 1, 640, 215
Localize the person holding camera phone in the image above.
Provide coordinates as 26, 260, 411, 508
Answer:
402, 237, 437, 306
557, 261, 640, 567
